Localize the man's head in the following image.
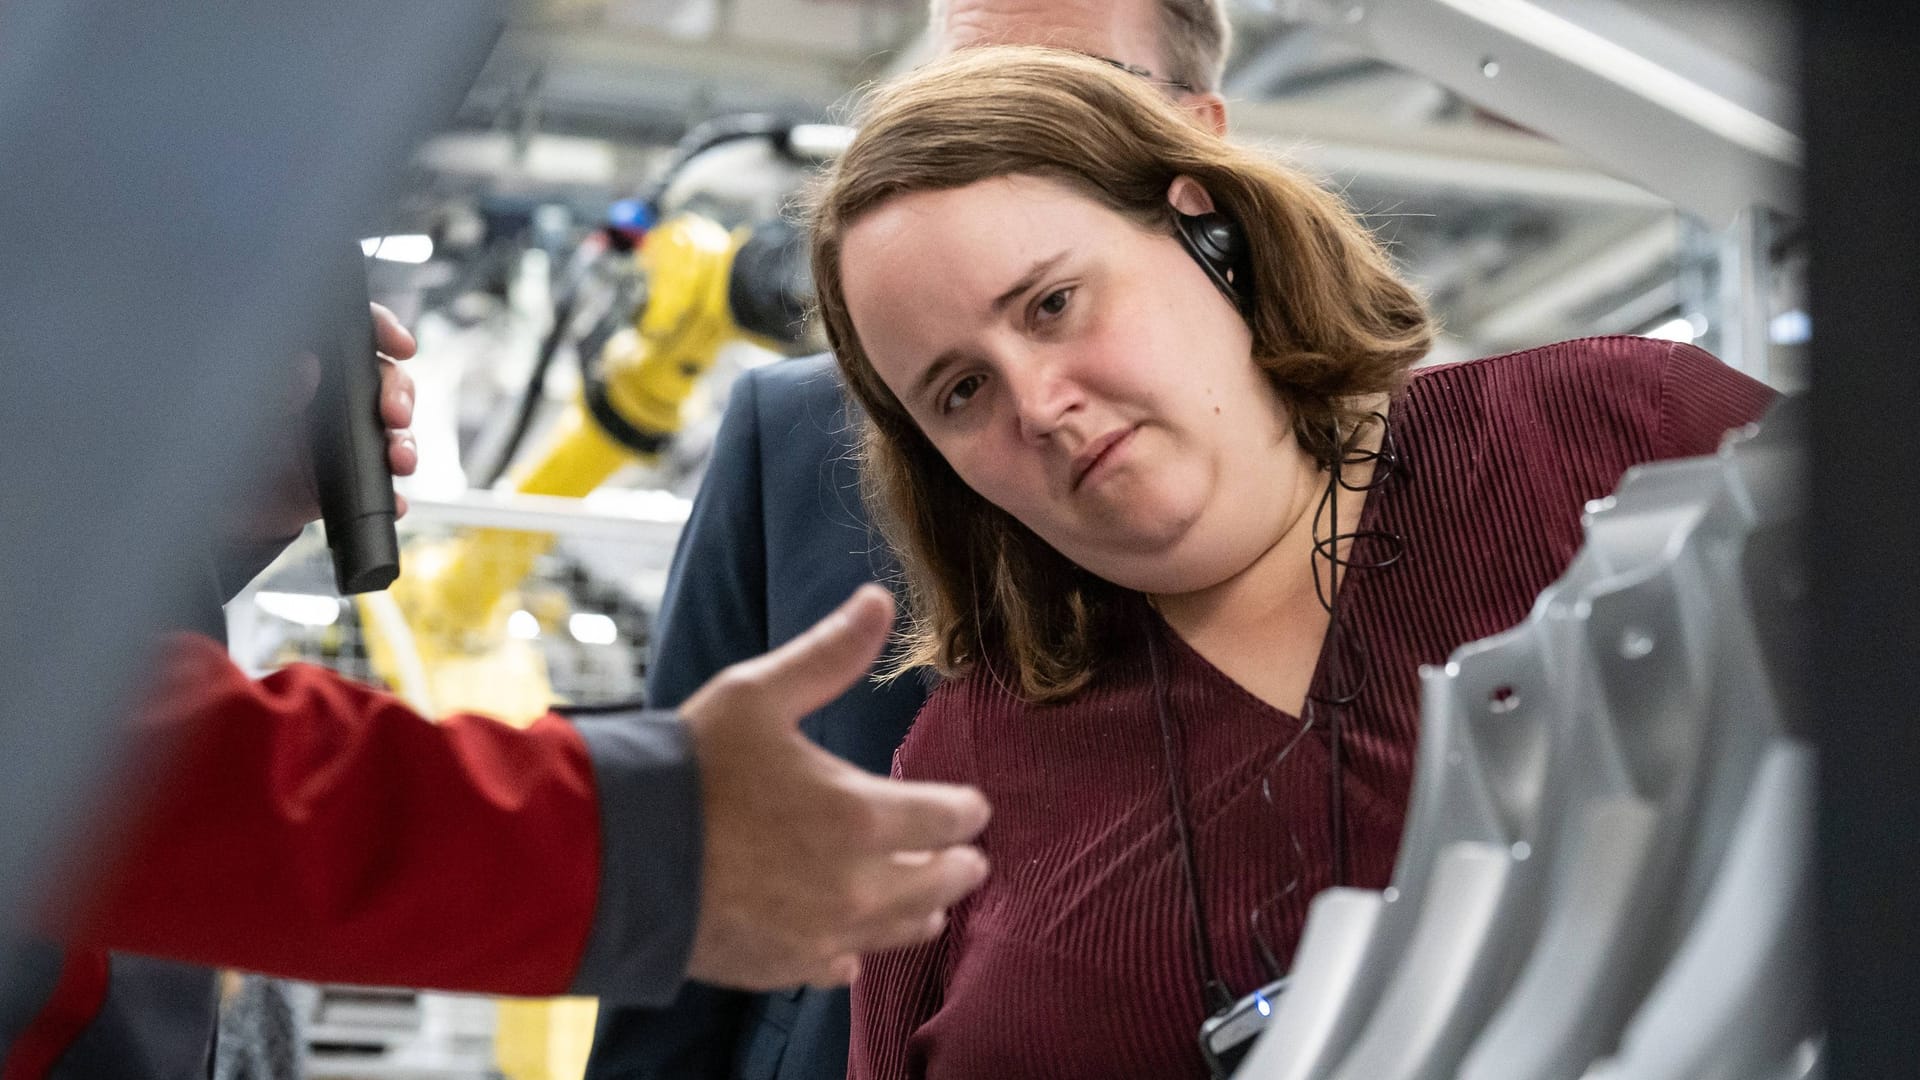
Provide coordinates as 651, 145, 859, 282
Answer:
929, 0, 1231, 133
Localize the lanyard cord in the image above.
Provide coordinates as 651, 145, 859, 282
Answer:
1308, 411, 1407, 884
1321, 450, 1352, 885
1151, 411, 1406, 1015
1148, 622, 1235, 1016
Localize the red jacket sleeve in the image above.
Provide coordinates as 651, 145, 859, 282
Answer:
53, 633, 607, 996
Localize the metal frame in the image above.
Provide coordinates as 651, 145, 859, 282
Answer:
1276, 0, 1800, 228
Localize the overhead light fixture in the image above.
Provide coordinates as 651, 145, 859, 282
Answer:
1645, 316, 1698, 343
568, 612, 619, 646
254, 591, 342, 627
1770, 309, 1811, 345
359, 234, 434, 264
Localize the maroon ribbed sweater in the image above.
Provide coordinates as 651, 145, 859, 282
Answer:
850, 337, 1776, 1080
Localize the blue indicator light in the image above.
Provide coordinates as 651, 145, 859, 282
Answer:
1256, 994, 1271, 1017
608, 197, 655, 232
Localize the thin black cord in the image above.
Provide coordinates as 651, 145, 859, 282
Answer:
1307, 411, 1406, 886
480, 284, 579, 489
1148, 624, 1235, 1016
1311, 412, 1406, 616
1149, 409, 1406, 1014
1323, 445, 1350, 886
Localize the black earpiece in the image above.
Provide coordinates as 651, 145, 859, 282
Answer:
1173, 211, 1253, 316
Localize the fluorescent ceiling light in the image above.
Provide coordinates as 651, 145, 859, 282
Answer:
359, 234, 434, 263
1645, 316, 1698, 343
568, 612, 619, 646
1770, 309, 1811, 345
254, 590, 342, 627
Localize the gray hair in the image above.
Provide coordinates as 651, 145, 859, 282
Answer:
1156, 0, 1232, 94
926, 0, 1233, 94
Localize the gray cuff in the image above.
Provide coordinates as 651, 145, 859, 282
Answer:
566, 710, 703, 1005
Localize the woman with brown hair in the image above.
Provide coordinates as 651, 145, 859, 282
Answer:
807, 45, 1775, 1079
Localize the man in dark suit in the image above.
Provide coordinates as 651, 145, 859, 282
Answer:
587, 2, 1231, 1076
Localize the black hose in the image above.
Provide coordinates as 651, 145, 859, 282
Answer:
479, 114, 807, 485
477, 282, 580, 489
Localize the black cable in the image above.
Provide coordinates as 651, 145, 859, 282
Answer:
1149, 409, 1407, 1017
479, 283, 580, 489
479, 237, 646, 487
1323, 448, 1350, 887
481, 114, 805, 485
633, 113, 799, 220
1307, 411, 1406, 885
1148, 623, 1236, 1017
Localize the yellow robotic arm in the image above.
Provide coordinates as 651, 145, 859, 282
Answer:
358, 210, 783, 718
351, 115, 828, 1080
349, 211, 778, 1080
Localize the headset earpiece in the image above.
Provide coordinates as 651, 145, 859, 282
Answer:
1173, 211, 1253, 316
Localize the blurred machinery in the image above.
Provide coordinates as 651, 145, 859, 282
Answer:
1253, 0, 1801, 387
367, 114, 831, 720
0, 2, 1833, 1079
259, 3, 1813, 1078
314, 116, 837, 1080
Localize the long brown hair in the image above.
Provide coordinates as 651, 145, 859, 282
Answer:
807, 46, 1432, 701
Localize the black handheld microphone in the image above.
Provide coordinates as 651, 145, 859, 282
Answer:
309, 245, 401, 593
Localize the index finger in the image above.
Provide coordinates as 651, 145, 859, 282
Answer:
846, 772, 991, 852
843, 848, 988, 953
370, 302, 417, 360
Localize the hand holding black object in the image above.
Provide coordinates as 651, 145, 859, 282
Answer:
243, 302, 417, 546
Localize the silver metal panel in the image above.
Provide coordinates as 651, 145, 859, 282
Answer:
1579, 743, 1816, 1080
1237, 402, 1810, 1078
1278, 0, 1800, 226
1455, 797, 1662, 1080
1235, 890, 1385, 1080
1324, 843, 1516, 1080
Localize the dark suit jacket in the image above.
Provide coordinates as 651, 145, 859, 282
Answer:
587, 355, 929, 1080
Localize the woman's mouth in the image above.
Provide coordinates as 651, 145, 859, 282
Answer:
1071, 425, 1138, 491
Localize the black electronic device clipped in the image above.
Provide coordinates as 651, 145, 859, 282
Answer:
1174, 210, 1253, 316
1200, 976, 1289, 1078
309, 244, 401, 593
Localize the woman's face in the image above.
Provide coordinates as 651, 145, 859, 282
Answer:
840, 174, 1312, 595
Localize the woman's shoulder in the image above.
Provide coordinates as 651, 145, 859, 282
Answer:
1413, 334, 1682, 394
892, 664, 1032, 782
917, 666, 1029, 726
1406, 335, 1773, 460
896, 646, 1163, 783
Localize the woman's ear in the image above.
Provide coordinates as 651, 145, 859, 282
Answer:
1166, 175, 1218, 217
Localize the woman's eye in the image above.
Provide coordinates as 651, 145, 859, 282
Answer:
942, 374, 985, 414
1036, 287, 1073, 320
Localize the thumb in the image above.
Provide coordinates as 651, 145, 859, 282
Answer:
733, 584, 895, 729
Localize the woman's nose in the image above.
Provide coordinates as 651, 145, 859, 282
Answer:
1009, 359, 1085, 444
